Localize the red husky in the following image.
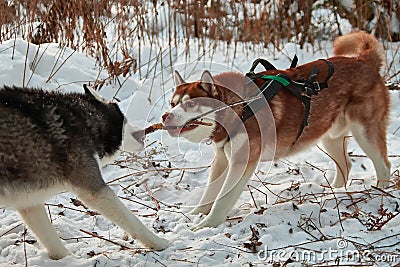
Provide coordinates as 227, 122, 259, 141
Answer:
162, 32, 391, 230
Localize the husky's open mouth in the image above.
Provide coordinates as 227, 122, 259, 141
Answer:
167, 124, 198, 136
165, 120, 212, 136
145, 120, 213, 135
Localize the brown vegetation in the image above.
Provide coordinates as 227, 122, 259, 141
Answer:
0, 1, 398, 80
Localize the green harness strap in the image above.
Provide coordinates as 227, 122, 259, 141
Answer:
259, 75, 291, 87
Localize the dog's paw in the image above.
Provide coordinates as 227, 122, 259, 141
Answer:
329, 179, 346, 188
189, 208, 203, 215
48, 248, 70, 260
189, 205, 212, 215
377, 180, 391, 189
149, 237, 170, 251
191, 222, 208, 232
190, 216, 224, 231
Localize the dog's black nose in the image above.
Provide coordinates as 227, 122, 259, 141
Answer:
162, 112, 174, 123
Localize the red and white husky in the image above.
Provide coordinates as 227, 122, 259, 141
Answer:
162, 32, 391, 230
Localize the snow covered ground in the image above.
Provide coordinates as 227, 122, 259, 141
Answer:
0, 33, 399, 267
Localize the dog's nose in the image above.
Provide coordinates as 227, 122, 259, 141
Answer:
162, 112, 174, 123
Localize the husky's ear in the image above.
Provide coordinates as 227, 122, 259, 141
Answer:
174, 70, 186, 87
200, 70, 218, 97
83, 84, 106, 102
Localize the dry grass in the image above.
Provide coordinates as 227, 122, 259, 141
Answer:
45, 148, 398, 265
0, 0, 398, 84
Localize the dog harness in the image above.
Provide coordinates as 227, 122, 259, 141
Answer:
242, 56, 334, 143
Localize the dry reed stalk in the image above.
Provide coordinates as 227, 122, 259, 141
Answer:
0, 1, 398, 88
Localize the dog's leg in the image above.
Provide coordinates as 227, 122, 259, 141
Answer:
190, 147, 228, 215
350, 123, 391, 188
191, 133, 261, 231
191, 159, 257, 231
321, 135, 352, 188
75, 186, 169, 250
17, 205, 70, 260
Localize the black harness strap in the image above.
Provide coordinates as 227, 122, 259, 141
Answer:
241, 74, 291, 122
317, 59, 334, 89
243, 57, 334, 143
290, 54, 298, 69
248, 58, 277, 74
247, 55, 299, 75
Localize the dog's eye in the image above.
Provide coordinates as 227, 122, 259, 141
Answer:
184, 101, 196, 108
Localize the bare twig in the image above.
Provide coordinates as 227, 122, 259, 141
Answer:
143, 182, 161, 210
0, 223, 23, 238
23, 226, 28, 267
79, 229, 145, 252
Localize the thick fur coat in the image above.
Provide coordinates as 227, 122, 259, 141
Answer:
162, 31, 391, 230
0, 87, 168, 259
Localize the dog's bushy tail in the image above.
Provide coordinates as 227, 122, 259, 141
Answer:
333, 31, 385, 72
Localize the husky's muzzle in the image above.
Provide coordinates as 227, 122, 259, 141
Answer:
132, 130, 145, 143
123, 123, 145, 151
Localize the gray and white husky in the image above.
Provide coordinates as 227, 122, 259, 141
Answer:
0, 86, 168, 259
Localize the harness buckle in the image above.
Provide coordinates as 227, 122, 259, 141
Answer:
313, 82, 321, 93
302, 88, 312, 98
